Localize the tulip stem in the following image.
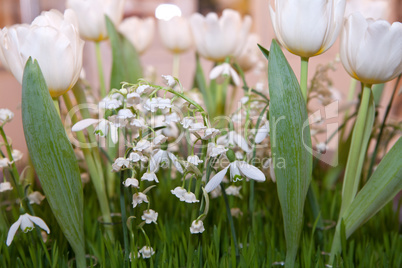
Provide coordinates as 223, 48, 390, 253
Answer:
173, 53, 180, 78
95, 41, 107, 98
300, 57, 309, 101
52, 98, 60, 117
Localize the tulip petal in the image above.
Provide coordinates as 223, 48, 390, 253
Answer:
205, 166, 230, 193
6, 217, 22, 246
72, 118, 100, 132
237, 161, 266, 182
28, 215, 50, 234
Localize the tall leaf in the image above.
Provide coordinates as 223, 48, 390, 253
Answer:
268, 40, 312, 267
330, 137, 402, 261
106, 16, 143, 90
21, 58, 85, 267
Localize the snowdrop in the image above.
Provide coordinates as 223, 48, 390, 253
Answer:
0, 181, 13, 192
205, 161, 266, 193
119, 17, 155, 54
209, 63, 241, 86
255, 121, 270, 144
149, 149, 183, 173
132, 192, 148, 208
123, 178, 139, 188
67, 0, 125, 41
141, 172, 159, 183
190, 220, 205, 234
217, 131, 251, 153
207, 143, 229, 158
72, 118, 119, 144
141, 209, 158, 224
0, 109, 14, 125
161, 75, 176, 87
6, 213, 50, 246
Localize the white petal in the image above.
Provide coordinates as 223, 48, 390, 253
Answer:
168, 152, 183, 174
209, 65, 224, 80
27, 215, 50, 234
205, 166, 230, 193
229, 67, 241, 86
237, 161, 265, 182
110, 124, 119, 144
72, 118, 100, 132
6, 217, 22, 246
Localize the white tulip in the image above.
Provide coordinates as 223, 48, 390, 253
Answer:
345, 0, 389, 20
118, 17, 155, 55
236, 33, 262, 72
269, 0, 346, 58
66, 0, 125, 41
340, 13, 402, 85
158, 16, 193, 53
0, 9, 84, 98
190, 9, 252, 62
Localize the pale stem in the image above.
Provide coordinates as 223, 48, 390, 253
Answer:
339, 78, 357, 142
95, 41, 107, 98
339, 84, 372, 217
52, 98, 61, 117
172, 53, 180, 78
300, 57, 309, 101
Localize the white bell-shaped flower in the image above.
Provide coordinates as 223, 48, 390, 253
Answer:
7, 213, 50, 246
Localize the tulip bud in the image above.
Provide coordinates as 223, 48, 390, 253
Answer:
269, 0, 346, 58
66, 0, 125, 41
0, 9, 84, 98
118, 17, 155, 55
158, 16, 193, 54
340, 13, 402, 85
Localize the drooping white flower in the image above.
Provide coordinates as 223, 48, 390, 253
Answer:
217, 131, 251, 153
188, 122, 206, 133
99, 94, 123, 110
0, 158, 9, 170
141, 172, 159, 183
207, 143, 229, 158
11, 150, 23, 162
225, 185, 242, 197
182, 192, 199, 203
153, 134, 167, 146
263, 158, 276, 183
316, 142, 328, 154
230, 208, 243, 218
118, 17, 155, 54
27, 191, 45, 205
141, 209, 158, 224
190, 9, 252, 61
150, 149, 183, 173
181, 117, 194, 129
171, 186, 187, 199
205, 161, 266, 193
133, 139, 151, 152
123, 178, 139, 188
164, 112, 180, 124
72, 118, 119, 144
187, 155, 203, 166
209, 63, 241, 86
6, 213, 50, 246
190, 220, 205, 234
132, 192, 148, 208
201, 128, 220, 140
0, 109, 14, 125
161, 75, 176, 87
112, 157, 130, 172
0, 181, 13, 192
66, 0, 125, 41
126, 92, 141, 107
144, 97, 172, 112
138, 246, 155, 258
255, 121, 270, 144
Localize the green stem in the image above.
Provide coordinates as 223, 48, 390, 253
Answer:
95, 41, 107, 98
52, 98, 60, 117
172, 53, 180, 78
339, 84, 372, 217
119, 171, 129, 262
340, 79, 357, 142
300, 57, 309, 101
367, 75, 401, 179
62, 93, 114, 241
221, 183, 239, 259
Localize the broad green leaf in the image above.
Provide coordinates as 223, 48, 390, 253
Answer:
268, 40, 312, 267
21, 58, 85, 267
106, 16, 143, 90
257, 44, 269, 60
330, 137, 402, 261
340, 86, 375, 216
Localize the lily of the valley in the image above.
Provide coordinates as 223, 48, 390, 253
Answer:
66, 0, 125, 41
7, 213, 50, 246
0, 181, 13, 192
190, 9, 251, 62
0, 9, 84, 98
269, 0, 346, 58
0, 109, 14, 125
205, 161, 266, 193
190, 220, 205, 234
141, 209, 158, 224
340, 13, 402, 85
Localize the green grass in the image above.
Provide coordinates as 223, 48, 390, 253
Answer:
0, 170, 401, 267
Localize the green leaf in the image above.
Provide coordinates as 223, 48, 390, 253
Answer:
258, 44, 269, 60
21, 58, 85, 267
106, 16, 143, 90
330, 137, 402, 261
268, 40, 312, 267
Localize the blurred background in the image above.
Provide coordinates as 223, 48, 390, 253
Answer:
0, 0, 401, 165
